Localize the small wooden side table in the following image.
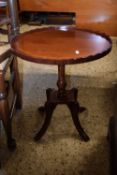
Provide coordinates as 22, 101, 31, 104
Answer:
11, 26, 112, 141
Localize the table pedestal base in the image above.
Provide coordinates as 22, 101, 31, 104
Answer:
34, 65, 89, 141
34, 88, 90, 142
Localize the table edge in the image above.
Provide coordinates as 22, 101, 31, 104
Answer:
11, 27, 112, 65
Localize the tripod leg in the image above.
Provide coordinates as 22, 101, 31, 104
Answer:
67, 102, 90, 142
34, 103, 56, 141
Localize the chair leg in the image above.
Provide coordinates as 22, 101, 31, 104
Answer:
0, 99, 16, 151
12, 57, 22, 110
0, 69, 16, 150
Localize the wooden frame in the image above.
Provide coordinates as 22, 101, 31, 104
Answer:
0, 50, 22, 150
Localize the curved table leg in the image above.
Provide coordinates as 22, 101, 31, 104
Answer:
34, 103, 56, 141
67, 102, 90, 142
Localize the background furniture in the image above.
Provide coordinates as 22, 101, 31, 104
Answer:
18, 0, 117, 36
0, 0, 22, 150
0, 0, 10, 45
109, 84, 117, 175
109, 116, 117, 175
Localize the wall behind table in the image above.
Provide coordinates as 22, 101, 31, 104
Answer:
19, 0, 117, 36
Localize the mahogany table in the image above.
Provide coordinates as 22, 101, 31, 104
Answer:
11, 26, 112, 141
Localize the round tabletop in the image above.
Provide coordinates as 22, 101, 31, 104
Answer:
11, 26, 112, 65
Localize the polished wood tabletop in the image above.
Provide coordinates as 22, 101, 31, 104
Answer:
11, 26, 112, 65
